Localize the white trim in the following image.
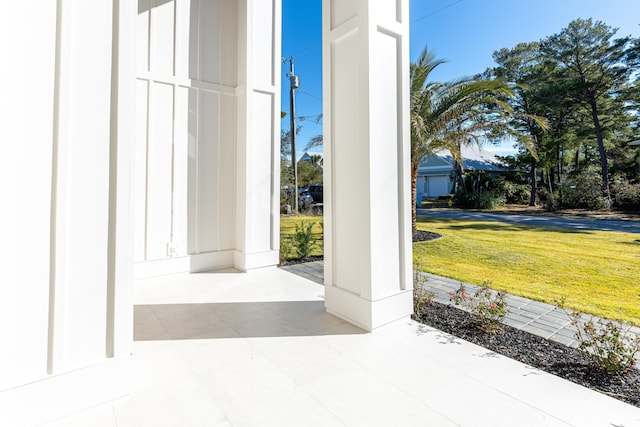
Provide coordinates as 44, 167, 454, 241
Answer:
0, 357, 132, 426
134, 251, 235, 279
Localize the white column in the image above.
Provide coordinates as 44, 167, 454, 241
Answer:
234, 0, 282, 271
0, 1, 134, 424
323, 0, 412, 331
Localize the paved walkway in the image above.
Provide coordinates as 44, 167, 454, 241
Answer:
416, 208, 640, 234
418, 271, 640, 349
280, 260, 324, 285
281, 261, 640, 353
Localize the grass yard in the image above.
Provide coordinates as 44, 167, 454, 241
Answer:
280, 215, 324, 259
281, 214, 640, 325
414, 217, 640, 326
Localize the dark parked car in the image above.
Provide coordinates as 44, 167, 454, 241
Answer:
298, 191, 313, 210
308, 184, 323, 203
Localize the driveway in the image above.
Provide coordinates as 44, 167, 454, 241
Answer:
416, 209, 640, 234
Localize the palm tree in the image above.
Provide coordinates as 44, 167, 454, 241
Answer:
410, 46, 516, 235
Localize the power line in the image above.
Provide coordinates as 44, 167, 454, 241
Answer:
287, 37, 322, 58
283, 1, 464, 59
298, 113, 323, 124
411, 0, 463, 24
298, 90, 323, 102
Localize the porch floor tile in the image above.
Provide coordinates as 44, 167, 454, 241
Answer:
49, 268, 640, 427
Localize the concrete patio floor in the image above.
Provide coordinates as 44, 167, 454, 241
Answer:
48, 268, 640, 426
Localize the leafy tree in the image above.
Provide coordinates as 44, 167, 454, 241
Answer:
541, 19, 634, 197
490, 42, 550, 205
304, 134, 323, 151
280, 126, 300, 201
297, 157, 323, 188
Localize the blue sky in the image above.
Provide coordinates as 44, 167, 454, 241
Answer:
282, 0, 640, 157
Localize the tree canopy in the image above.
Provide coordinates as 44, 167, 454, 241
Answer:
486, 18, 639, 207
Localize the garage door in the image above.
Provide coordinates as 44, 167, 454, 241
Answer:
426, 176, 450, 197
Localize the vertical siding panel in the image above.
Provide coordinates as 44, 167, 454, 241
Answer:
199, 0, 221, 84
197, 90, 220, 252
63, 0, 113, 367
173, 86, 190, 256
146, 83, 174, 260
151, 0, 175, 75
219, 94, 236, 250
134, 80, 149, 262
0, 0, 57, 389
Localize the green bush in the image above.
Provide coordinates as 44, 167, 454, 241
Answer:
538, 188, 559, 212
611, 176, 640, 211
293, 220, 316, 259
453, 190, 505, 209
561, 308, 640, 375
503, 182, 531, 204
279, 236, 294, 263
453, 171, 506, 209
561, 166, 611, 210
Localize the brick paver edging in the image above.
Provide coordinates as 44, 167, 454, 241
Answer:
415, 271, 640, 367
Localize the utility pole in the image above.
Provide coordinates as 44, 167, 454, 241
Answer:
288, 56, 300, 211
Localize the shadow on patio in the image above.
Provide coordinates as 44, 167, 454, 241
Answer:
135, 301, 365, 341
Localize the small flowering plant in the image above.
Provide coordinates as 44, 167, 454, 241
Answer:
413, 271, 436, 318
449, 282, 508, 333
556, 298, 640, 375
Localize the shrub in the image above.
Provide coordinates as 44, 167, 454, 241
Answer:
413, 272, 435, 318
279, 236, 294, 263
280, 187, 293, 208
561, 166, 611, 210
453, 171, 506, 209
293, 220, 316, 259
611, 176, 640, 211
567, 310, 640, 375
453, 190, 505, 209
503, 181, 531, 205
538, 188, 559, 212
449, 282, 508, 333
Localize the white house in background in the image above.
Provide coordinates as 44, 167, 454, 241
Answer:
1, 0, 411, 424
300, 151, 324, 165
417, 145, 507, 198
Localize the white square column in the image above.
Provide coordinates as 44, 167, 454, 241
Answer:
0, 1, 135, 424
234, 0, 282, 271
323, 0, 412, 331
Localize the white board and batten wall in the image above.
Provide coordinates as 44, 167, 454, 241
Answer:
135, 0, 238, 277
135, 0, 281, 278
0, 0, 281, 423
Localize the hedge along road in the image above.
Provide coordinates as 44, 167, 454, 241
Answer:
416, 209, 640, 234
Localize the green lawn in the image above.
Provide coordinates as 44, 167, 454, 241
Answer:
281, 215, 640, 325
414, 217, 640, 326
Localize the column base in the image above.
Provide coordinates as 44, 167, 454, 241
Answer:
324, 285, 413, 332
233, 250, 279, 272
134, 251, 235, 279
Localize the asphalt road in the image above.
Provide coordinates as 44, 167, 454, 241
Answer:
416, 209, 640, 234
